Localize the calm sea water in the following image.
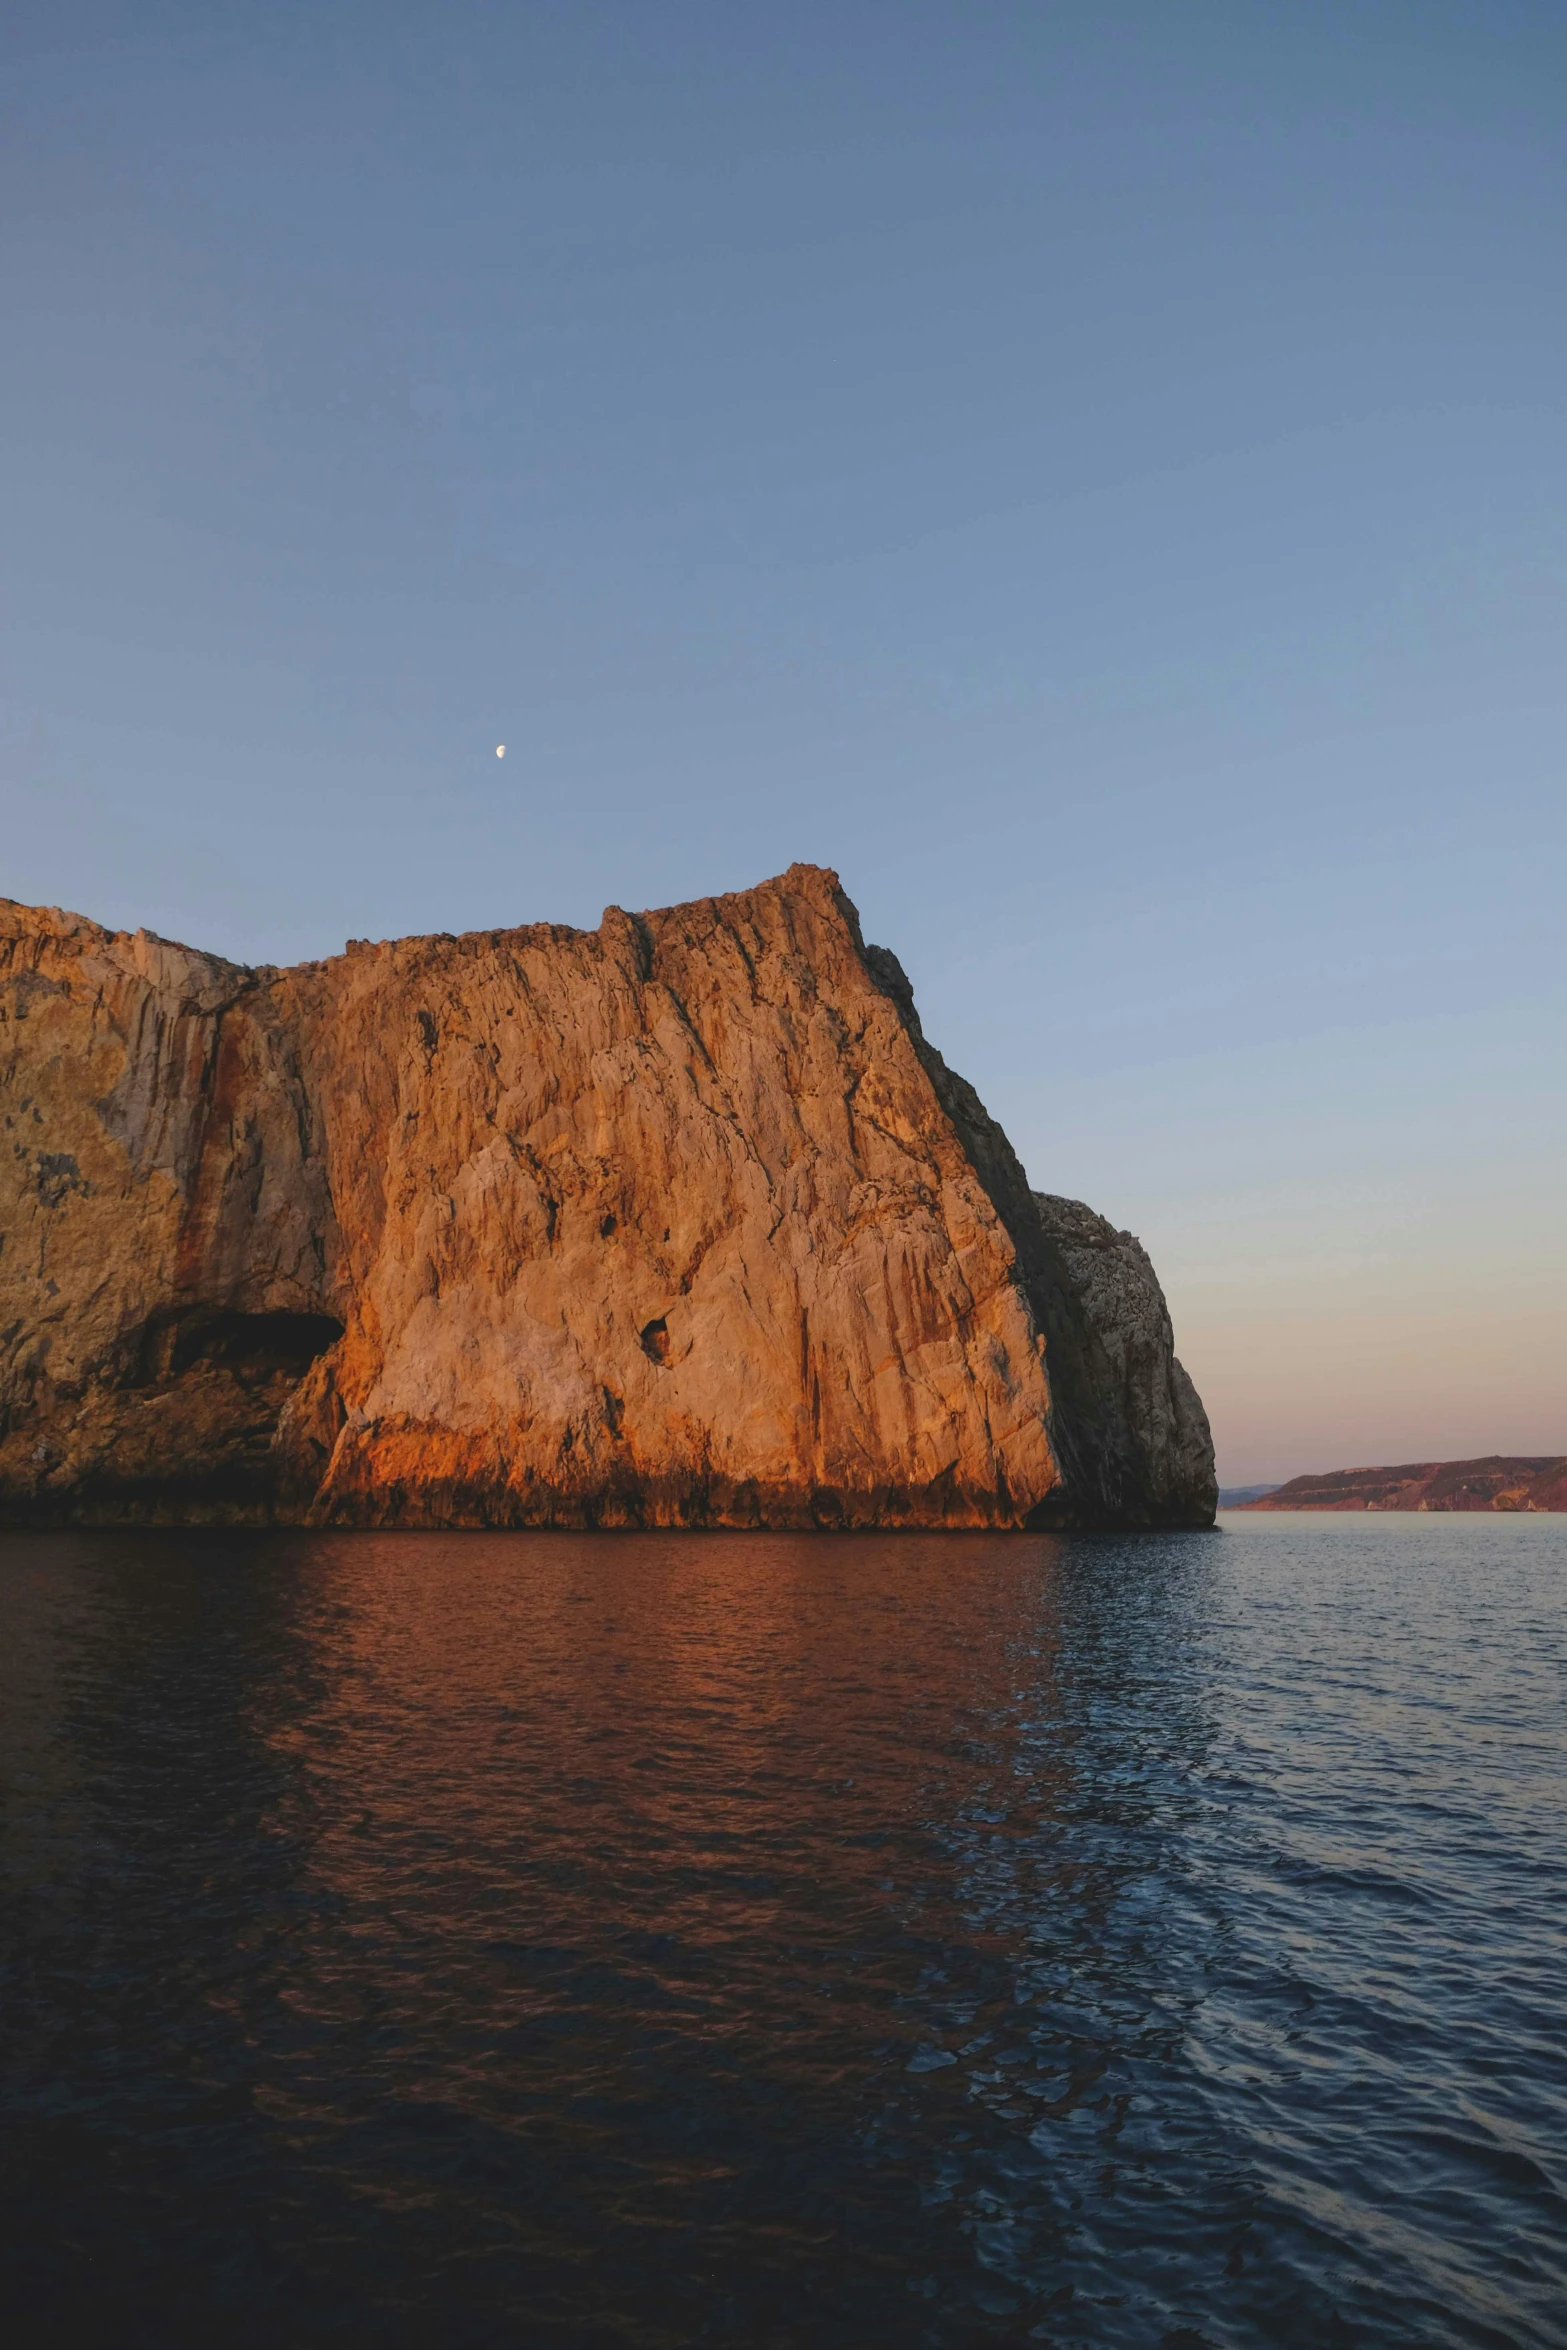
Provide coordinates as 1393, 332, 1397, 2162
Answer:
0, 1516, 1562, 2348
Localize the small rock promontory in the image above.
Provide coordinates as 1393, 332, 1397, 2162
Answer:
1242, 1457, 1565, 1512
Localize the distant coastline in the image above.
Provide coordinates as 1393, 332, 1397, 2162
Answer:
1235, 1456, 1566, 1513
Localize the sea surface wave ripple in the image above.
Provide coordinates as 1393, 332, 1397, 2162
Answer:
1, 1515, 1563, 2347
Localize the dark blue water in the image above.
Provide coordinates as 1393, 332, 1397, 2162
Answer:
1, 1517, 1562, 2347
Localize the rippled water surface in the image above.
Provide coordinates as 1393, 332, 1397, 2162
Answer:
1, 1517, 1563, 2346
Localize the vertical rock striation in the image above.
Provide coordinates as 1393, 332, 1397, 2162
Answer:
0, 866, 1214, 1528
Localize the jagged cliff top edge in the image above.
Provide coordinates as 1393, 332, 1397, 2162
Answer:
0, 861, 860, 983
0, 871, 1157, 1252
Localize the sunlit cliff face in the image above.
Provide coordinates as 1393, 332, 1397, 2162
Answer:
1, 872, 1214, 1531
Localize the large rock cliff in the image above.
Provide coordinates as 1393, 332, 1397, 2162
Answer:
0, 866, 1214, 1529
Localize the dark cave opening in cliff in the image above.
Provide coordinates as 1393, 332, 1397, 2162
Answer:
132, 1309, 346, 1388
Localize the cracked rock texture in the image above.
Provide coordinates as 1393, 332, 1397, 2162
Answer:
0, 865, 1214, 1529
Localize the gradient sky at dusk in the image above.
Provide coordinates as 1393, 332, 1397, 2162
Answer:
3, 1, 1563, 1481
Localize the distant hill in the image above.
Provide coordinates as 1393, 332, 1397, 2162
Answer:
1218, 1484, 1282, 1508
1241, 1456, 1567, 1513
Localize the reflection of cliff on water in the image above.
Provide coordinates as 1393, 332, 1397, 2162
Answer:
0, 1529, 338, 2328
1, 1526, 1224, 2346
8, 1521, 1563, 2347
0, 1529, 329, 1944
844, 1535, 1226, 2302
265, 1531, 1226, 2331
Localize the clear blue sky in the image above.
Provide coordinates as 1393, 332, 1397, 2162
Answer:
4, 1, 1563, 1481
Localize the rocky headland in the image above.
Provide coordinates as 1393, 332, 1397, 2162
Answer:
1242, 1457, 1567, 1512
0, 865, 1215, 1530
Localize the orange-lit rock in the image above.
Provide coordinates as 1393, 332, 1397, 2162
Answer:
0, 866, 1214, 1528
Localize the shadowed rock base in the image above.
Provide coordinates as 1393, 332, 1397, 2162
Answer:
1, 867, 1215, 1530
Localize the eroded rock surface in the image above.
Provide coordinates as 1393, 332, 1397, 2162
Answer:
0, 866, 1214, 1528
